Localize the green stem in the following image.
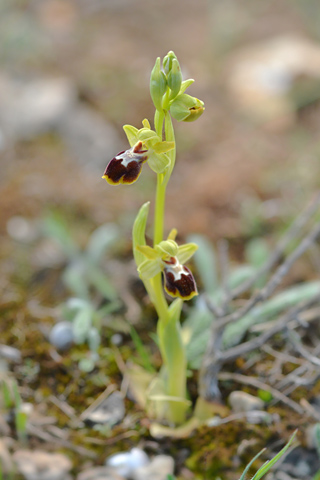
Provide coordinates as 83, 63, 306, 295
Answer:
152, 109, 188, 424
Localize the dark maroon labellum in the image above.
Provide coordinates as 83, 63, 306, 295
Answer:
163, 257, 197, 300
102, 141, 148, 185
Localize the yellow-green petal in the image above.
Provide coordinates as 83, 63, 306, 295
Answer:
123, 125, 139, 147
147, 152, 170, 174
177, 243, 198, 264
152, 141, 175, 154
136, 245, 159, 260
138, 258, 162, 280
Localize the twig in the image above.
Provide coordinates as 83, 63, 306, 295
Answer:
27, 424, 96, 458
218, 372, 305, 414
300, 398, 320, 422
79, 384, 116, 421
218, 294, 320, 363
261, 344, 306, 366
230, 191, 320, 299
217, 239, 231, 314
288, 331, 320, 367
214, 219, 320, 330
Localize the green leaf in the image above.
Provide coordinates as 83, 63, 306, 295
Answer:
188, 234, 218, 297
251, 430, 297, 479
72, 307, 93, 344
86, 223, 119, 264
132, 202, 150, 268
223, 281, 320, 348
130, 326, 156, 373
41, 211, 78, 259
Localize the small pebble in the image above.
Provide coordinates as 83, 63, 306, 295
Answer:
49, 322, 74, 351
106, 448, 149, 479
77, 466, 125, 480
13, 450, 72, 480
110, 334, 123, 346
84, 391, 125, 427
229, 391, 264, 413
7, 216, 37, 243
131, 455, 174, 480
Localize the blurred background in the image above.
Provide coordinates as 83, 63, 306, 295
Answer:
2, 0, 320, 272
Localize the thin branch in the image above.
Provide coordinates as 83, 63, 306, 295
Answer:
230, 191, 320, 299
214, 219, 320, 330
218, 372, 304, 414
217, 293, 320, 363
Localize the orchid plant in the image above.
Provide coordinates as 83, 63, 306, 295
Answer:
102, 51, 204, 425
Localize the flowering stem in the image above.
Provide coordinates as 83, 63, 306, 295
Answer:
152, 107, 188, 424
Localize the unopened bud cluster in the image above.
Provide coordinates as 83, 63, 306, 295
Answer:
150, 51, 204, 122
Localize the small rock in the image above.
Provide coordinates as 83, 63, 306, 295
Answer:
13, 450, 72, 480
77, 466, 125, 480
58, 105, 122, 171
0, 74, 76, 141
84, 391, 125, 427
106, 448, 149, 479
49, 321, 74, 351
0, 344, 21, 363
110, 334, 123, 346
229, 391, 264, 413
7, 216, 38, 243
131, 455, 174, 480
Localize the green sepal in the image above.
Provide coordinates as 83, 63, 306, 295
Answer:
156, 239, 178, 257
136, 245, 159, 260
152, 141, 175, 154
138, 258, 162, 280
170, 94, 204, 122
179, 79, 194, 94
150, 57, 167, 111
147, 152, 170, 174
132, 202, 150, 268
123, 125, 139, 147
167, 228, 177, 241
177, 243, 198, 264
168, 58, 182, 100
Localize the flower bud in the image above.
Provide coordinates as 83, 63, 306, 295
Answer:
150, 57, 167, 111
169, 94, 204, 122
163, 51, 178, 75
167, 58, 182, 100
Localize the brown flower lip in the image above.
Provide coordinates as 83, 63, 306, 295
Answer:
102, 141, 148, 185
162, 256, 198, 300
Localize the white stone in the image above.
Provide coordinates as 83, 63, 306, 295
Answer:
13, 450, 72, 480
106, 448, 149, 479
131, 455, 174, 480
229, 391, 264, 413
